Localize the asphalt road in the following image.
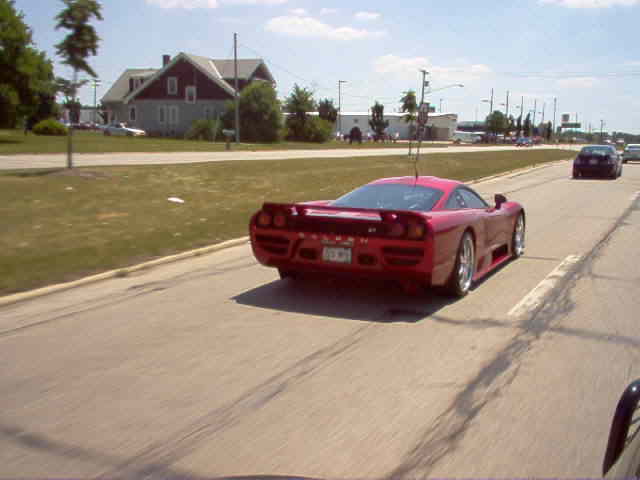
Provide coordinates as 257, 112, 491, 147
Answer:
0, 144, 579, 170
2, 158, 639, 478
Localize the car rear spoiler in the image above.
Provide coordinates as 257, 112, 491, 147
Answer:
261, 202, 430, 222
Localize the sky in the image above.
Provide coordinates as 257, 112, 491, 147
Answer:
15, 0, 640, 134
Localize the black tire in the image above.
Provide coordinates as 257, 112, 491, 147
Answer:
511, 213, 525, 258
278, 268, 297, 280
444, 231, 475, 297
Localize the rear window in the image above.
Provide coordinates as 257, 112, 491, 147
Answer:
580, 146, 613, 155
331, 183, 444, 212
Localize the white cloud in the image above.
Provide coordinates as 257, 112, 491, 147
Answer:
265, 15, 386, 40
289, 8, 307, 15
320, 8, 338, 15
540, 0, 638, 7
373, 54, 492, 84
145, 0, 218, 7
373, 54, 429, 75
556, 77, 599, 88
355, 11, 381, 21
145, 0, 287, 8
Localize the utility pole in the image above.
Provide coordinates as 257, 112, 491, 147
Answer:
489, 88, 494, 115
553, 97, 557, 137
439, 98, 443, 112
533, 99, 537, 127
505, 90, 509, 118
541, 102, 545, 124
600, 119, 605, 143
338, 80, 347, 136
233, 32, 240, 144
92, 78, 101, 124
419, 69, 428, 106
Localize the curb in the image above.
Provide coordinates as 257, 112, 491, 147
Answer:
0, 236, 249, 308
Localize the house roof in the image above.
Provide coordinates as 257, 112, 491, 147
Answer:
212, 58, 274, 83
103, 53, 274, 104
121, 52, 237, 104
102, 68, 158, 103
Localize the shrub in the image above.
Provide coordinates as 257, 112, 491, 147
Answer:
32, 118, 68, 136
222, 82, 282, 143
285, 116, 333, 143
185, 118, 220, 141
308, 117, 333, 143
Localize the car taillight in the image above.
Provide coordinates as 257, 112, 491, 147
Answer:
273, 211, 287, 228
407, 221, 426, 240
389, 223, 406, 237
257, 211, 272, 227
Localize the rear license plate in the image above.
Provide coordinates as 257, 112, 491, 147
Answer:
590, 159, 598, 165
322, 246, 352, 264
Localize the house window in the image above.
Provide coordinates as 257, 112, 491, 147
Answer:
185, 86, 196, 104
129, 106, 136, 122
158, 105, 166, 124
167, 77, 178, 95
168, 105, 179, 125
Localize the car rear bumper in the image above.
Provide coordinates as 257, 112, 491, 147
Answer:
574, 164, 616, 177
250, 226, 435, 286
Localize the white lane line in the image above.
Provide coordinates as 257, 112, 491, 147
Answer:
508, 254, 582, 317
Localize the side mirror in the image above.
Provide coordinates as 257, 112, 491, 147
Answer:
494, 193, 507, 209
603, 379, 640, 475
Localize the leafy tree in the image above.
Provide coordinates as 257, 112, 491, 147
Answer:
523, 113, 532, 137
55, 0, 103, 168
317, 98, 337, 124
284, 84, 316, 141
0, 0, 56, 128
368, 101, 389, 140
485, 110, 507, 136
399, 90, 417, 124
515, 115, 522, 137
546, 121, 553, 141
222, 81, 282, 143
507, 115, 516, 136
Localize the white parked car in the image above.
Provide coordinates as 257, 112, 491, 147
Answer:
103, 123, 146, 137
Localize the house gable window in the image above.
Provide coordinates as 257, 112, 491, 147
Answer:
185, 86, 196, 104
167, 77, 178, 95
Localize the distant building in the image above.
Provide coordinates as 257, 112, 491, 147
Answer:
336, 112, 458, 140
102, 52, 275, 137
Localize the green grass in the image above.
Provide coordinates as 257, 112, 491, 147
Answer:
0, 129, 432, 155
0, 149, 573, 296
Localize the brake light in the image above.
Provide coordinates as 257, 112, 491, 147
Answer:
389, 223, 406, 237
257, 211, 272, 227
407, 221, 426, 240
273, 211, 287, 228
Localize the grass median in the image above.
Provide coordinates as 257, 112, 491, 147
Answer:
0, 149, 572, 296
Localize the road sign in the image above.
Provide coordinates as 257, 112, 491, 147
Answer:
561, 114, 571, 123
418, 103, 430, 125
561, 122, 581, 129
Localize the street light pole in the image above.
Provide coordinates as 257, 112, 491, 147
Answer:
338, 80, 347, 136
505, 90, 509, 117
92, 78, 101, 125
233, 32, 240, 144
489, 88, 494, 115
553, 97, 557, 138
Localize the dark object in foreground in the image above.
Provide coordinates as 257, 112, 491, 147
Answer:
249, 176, 525, 297
602, 379, 640, 477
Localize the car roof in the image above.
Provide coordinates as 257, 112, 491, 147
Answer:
368, 176, 462, 193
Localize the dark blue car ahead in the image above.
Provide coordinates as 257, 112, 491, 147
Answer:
572, 145, 622, 179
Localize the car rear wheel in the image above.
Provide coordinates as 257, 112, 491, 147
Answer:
512, 213, 525, 258
278, 268, 298, 280
445, 231, 475, 297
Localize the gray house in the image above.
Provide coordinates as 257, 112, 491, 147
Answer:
101, 53, 275, 137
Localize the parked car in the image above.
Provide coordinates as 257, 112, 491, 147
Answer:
515, 137, 533, 147
249, 176, 525, 297
622, 144, 640, 163
602, 379, 640, 478
103, 123, 146, 137
573, 145, 622, 179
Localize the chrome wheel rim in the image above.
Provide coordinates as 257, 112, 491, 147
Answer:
457, 235, 474, 292
514, 215, 525, 256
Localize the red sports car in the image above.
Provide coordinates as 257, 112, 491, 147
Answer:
249, 176, 525, 297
